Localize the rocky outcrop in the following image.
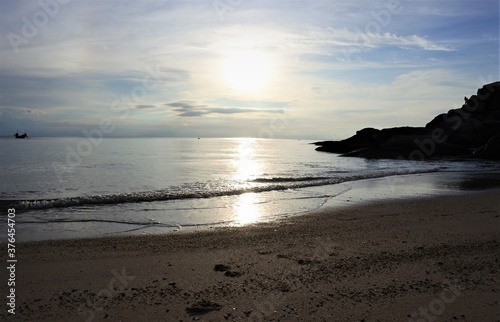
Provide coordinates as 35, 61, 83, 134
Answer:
314, 81, 500, 160
473, 133, 500, 160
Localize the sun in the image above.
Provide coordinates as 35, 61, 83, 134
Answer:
221, 50, 273, 91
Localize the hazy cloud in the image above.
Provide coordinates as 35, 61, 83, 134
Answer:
166, 101, 283, 117
298, 26, 456, 53
136, 104, 157, 109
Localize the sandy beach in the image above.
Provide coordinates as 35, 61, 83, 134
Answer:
1, 190, 499, 321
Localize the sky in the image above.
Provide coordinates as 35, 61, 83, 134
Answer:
0, 0, 498, 139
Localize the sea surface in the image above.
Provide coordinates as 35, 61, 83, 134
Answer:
1, 137, 500, 242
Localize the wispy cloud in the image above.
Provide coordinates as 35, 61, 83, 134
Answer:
136, 104, 157, 109
298, 26, 456, 53
166, 101, 283, 117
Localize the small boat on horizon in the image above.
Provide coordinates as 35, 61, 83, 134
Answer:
14, 132, 29, 139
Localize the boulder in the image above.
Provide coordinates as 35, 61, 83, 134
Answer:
313, 127, 380, 153
314, 81, 500, 160
473, 133, 500, 160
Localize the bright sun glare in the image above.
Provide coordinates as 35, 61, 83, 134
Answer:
221, 50, 273, 91
232, 139, 262, 225
233, 138, 260, 181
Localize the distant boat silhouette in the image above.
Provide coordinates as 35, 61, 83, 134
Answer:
14, 132, 29, 139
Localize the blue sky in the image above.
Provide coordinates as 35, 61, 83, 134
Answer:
0, 0, 498, 139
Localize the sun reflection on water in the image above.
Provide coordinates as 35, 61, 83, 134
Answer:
231, 139, 263, 224
235, 192, 261, 225
232, 138, 261, 182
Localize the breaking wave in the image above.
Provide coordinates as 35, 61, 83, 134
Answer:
9, 168, 439, 211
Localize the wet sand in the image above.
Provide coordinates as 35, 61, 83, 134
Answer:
1, 190, 499, 321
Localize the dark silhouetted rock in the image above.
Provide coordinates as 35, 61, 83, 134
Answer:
213, 264, 230, 272
314, 82, 500, 160
185, 300, 222, 315
314, 128, 380, 153
224, 270, 242, 277
473, 133, 500, 160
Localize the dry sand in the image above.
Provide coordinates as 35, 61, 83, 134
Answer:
1, 190, 499, 321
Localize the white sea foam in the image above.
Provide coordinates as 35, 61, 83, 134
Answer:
13, 168, 441, 210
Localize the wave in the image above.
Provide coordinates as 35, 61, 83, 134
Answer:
19, 218, 226, 228
8, 168, 439, 211
251, 176, 330, 183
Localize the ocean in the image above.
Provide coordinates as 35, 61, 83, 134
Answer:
1, 137, 500, 242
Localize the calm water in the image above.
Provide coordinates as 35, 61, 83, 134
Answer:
1, 137, 499, 241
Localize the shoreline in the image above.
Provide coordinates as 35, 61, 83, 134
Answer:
1, 190, 499, 321
6, 170, 500, 242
